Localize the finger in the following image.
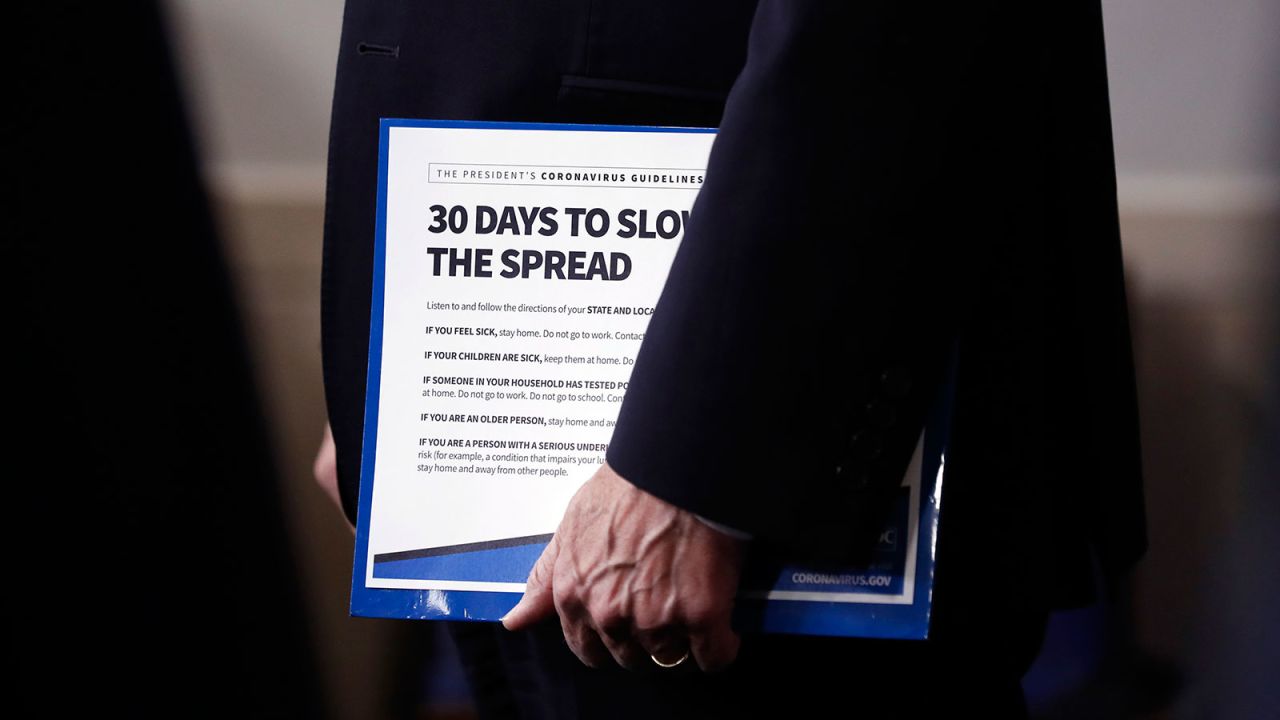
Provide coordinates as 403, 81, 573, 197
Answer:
596, 621, 650, 670
635, 625, 690, 669
688, 615, 740, 673
590, 594, 649, 670
559, 601, 613, 668
502, 534, 559, 631
312, 423, 342, 511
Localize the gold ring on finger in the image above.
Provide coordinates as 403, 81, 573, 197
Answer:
650, 650, 689, 669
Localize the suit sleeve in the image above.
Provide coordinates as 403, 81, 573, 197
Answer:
604, 0, 1000, 565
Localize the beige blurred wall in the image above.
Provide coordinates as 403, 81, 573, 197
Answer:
163, 1, 1279, 717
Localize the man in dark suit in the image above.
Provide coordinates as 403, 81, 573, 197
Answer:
320, 1, 1146, 715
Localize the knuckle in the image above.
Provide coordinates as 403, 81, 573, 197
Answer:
552, 584, 580, 614
631, 608, 667, 634
595, 614, 628, 639
551, 556, 577, 588
682, 600, 722, 629
587, 599, 628, 634
311, 457, 332, 488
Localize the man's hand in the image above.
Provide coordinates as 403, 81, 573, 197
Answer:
502, 462, 747, 672
313, 422, 354, 534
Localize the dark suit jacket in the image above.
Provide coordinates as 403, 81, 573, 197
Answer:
322, 1, 1146, 712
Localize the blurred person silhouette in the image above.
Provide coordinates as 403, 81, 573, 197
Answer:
13, 2, 324, 716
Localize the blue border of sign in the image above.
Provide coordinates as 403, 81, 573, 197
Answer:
349, 119, 946, 639
351, 119, 717, 622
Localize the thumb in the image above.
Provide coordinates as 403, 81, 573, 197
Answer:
501, 534, 559, 631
